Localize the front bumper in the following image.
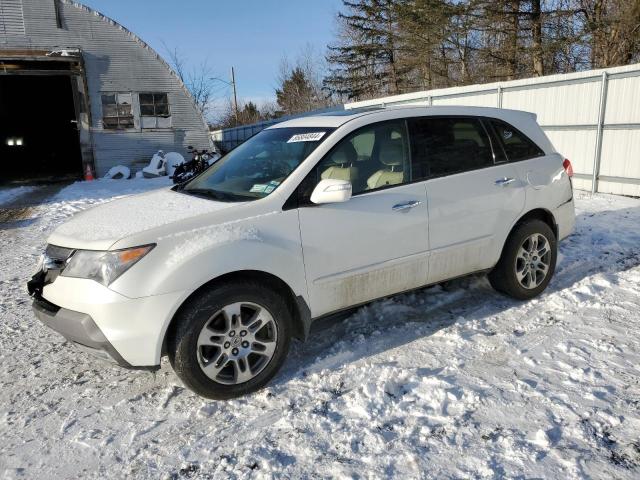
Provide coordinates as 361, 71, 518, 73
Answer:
28, 272, 189, 367
31, 296, 153, 369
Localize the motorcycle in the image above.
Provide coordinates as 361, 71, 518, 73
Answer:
172, 146, 220, 184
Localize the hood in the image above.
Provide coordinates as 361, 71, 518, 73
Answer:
49, 188, 240, 250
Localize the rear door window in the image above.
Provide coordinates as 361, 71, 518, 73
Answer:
408, 117, 494, 180
490, 120, 544, 161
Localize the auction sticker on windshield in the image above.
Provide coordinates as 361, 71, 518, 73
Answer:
250, 184, 268, 193
287, 132, 326, 143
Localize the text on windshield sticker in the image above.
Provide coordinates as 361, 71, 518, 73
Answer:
287, 132, 326, 143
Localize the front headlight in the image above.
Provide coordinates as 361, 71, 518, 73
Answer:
62, 244, 155, 286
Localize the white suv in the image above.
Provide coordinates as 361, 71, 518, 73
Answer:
28, 106, 575, 399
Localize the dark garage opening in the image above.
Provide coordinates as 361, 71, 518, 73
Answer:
0, 74, 83, 183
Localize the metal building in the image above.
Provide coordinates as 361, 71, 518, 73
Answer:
0, 0, 211, 181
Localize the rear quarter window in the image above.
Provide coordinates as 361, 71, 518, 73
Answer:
490, 119, 545, 161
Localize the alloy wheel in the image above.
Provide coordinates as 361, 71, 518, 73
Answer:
515, 233, 552, 289
196, 302, 278, 385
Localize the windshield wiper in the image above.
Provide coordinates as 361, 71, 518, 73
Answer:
181, 188, 249, 202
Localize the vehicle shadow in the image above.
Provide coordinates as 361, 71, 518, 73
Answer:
271, 203, 640, 387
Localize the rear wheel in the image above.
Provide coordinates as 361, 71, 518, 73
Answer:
169, 281, 292, 399
489, 219, 557, 300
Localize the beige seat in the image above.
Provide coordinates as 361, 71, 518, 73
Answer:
367, 141, 404, 189
321, 144, 358, 183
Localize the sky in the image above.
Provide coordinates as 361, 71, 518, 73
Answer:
80, 0, 343, 118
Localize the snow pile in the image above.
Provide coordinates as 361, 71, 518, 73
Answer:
0, 184, 639, 478
40, 177, 173, 226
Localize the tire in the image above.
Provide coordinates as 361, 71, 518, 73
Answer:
168, 281, 292, 400
488, 219, 557, 300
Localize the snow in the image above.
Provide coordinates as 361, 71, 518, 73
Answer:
1, 181, 640, 479
160, 212, 277, 267
0, 186, 35, 207
164, 223, 261, 267
52, 178, 236, 243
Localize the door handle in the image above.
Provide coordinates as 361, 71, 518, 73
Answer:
495, 177, 516, 186
392, 200, 422, 211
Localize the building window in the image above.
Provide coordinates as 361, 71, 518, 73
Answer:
139, 93, 171, 129
101, 93, 134, 130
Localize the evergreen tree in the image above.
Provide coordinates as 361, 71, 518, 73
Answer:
324, 0, 640, 99
396, 0, 456, 89
276, 67, 318, 116
325, 0, 410, 100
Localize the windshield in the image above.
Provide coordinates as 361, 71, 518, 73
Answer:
181, 127, 333, 201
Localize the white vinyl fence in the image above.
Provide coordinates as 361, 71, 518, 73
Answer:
346, 63, 640, 196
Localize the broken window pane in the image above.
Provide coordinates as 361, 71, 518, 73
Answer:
117, 93, 133, 105
118, 104, 132, 116
102, 92, 135, 130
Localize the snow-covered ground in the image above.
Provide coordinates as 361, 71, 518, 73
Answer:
1, 179, 639, 479
0, 186, 35, 206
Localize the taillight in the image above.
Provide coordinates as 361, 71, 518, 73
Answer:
563, 158, 574, 178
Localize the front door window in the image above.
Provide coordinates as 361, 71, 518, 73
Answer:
300, 120, 410, 202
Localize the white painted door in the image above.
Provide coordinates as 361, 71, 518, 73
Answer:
298, 183, 430, 317
425, 164, 525, 284
406, 116, 527, 283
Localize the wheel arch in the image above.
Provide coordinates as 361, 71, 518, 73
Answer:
498, 208, 558, 264
162, 270, 311, 358
513, 208, 558, 239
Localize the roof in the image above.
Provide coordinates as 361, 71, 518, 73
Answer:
61, 0, 208, 132
269, 105, 536, 129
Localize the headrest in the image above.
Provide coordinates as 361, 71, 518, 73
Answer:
330, 142, 357, 165
379, 141, 403, 167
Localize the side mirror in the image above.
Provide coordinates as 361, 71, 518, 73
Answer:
310, 179, 352, 205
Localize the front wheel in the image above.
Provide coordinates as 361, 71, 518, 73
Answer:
168, 282, 292, 399
488, 219, 557, 300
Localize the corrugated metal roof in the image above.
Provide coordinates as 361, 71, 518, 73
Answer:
0, 0, 25, 36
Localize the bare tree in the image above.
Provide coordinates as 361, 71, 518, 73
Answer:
163, 43, 219, 119
578, 0, 640, 68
